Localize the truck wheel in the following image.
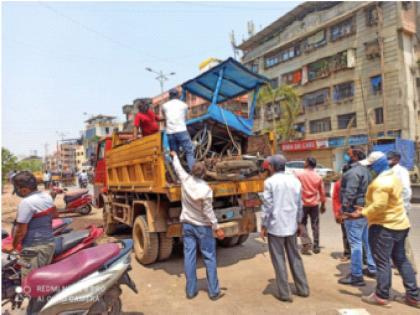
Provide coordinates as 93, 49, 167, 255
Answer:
133, 216, 159, 265
218, 236, 239, 247
158, 233, 173, 261
237, 234, 249, 245
103, 204, 118, 236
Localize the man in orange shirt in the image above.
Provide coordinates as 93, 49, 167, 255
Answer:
295, 157, 326, 254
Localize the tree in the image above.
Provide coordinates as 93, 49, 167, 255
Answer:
275, 85, 301, 141
256, 84, 301, 149
2, 147, 18, 183
17, 159, 42, 173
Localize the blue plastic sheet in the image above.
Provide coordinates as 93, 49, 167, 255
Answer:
373, 138, 415, 170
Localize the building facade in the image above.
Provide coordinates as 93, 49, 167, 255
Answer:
83, 115, 122, 160
59, 141, 77, 172
239, 1, 420, 170
76, 145, 87, 172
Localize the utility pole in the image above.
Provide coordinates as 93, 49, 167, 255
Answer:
145, 68, 176, 94
377, 2, 388, 138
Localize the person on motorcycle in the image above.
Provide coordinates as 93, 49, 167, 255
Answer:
78, 170, 88, 188
3, 171, 58, 278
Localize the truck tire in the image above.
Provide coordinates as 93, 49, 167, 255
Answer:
237, 234, 249, 245
218, 236, 239, 247
158, 233, 173, 261
103, 203, 118, 236
133, 216, 159, 265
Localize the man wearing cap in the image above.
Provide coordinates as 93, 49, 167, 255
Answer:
345, 151, 419, 308
260, 154, 310, 302
162, 89, 195, 171
339, 146, 376, 287
133, 98, 159, 138
387, 151, 416, 274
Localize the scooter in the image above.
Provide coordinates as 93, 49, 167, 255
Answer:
2, 240, 137, 314
2, 225, 103, 263
51, 187, 93, 215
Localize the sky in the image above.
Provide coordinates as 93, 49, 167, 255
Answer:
2, 1, 300, 158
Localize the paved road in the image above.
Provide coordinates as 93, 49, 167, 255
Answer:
2, 185, 419, 315
118, 201, 420, 315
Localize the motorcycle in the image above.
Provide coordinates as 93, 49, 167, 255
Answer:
2, 239, 137, 314
2, 223, 102, 263
51, 187, 93, 215
2, 218, 74, 251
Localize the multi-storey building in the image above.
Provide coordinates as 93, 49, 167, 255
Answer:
59, 141, 77, 172
239, 1, 420, 170
83, 115, 122, 159
75, 145, 87, 172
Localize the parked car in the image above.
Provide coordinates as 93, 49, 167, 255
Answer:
285, 160, 334, 178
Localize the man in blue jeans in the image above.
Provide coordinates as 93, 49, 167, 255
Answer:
170, 151, 225, 300
163, 89, 195, 171
339, 146, 376, 286
346, 151, 419, 308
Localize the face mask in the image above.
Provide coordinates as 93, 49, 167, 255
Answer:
344, 154, 351, 163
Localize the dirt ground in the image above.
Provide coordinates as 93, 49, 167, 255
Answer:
2, 184, 419, 315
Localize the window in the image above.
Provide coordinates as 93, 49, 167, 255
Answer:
402, 2, 412, 10
105, 127, 110, 134
370, 75, 382, 94
303, 30, 327, 53
333, 81, 354, 102
294, 123, 305, 133
330, 17, 355, 41
97, 141, 106, 160
364, 39, 380, 59
246, 62, 259, 73
337, 113, 357, 129
265, 102, 280, 120
366, 6, 379, 26
310, 118, 332, 134
375, 107, 384, 124
264, 43, 301, 68
307, 58, 330, 81
282, 69, 302, 85
302, 88, 330, 108
269, 77, 279, 89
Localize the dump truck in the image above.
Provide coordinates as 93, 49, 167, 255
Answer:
93, 58, 272, 265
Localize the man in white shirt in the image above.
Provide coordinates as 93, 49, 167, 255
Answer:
261, 154, 309, 302
170, 151, 224, 300
387, 151, 417, 274
162, 89, 195, 171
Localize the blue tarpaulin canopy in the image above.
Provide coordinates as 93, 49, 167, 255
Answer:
181, 57, 269, 136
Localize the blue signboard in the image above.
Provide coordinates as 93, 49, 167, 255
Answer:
328, 134, 368, 148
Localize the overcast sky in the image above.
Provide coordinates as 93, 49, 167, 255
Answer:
2, 1, 300, 157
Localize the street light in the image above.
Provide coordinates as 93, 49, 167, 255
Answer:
145, 67, 176, 94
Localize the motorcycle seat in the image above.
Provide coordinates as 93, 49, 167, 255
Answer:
23, 243, 120, 298
54, 230, 90, 256
64, 189, 89, 203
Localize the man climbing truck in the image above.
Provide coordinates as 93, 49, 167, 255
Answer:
94, 58, 272, 265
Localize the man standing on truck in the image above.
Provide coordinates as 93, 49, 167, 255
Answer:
260, 154, 310, 302
163, 89, 195, 171
294, 157, 326, 255
2, 171, 57, 278
170, 151, 225, 301
133, 98, 159, 138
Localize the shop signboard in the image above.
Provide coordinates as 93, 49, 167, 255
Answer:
281, 140, 317, 152
328, 134, 368, 147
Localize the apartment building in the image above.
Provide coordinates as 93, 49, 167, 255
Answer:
239, 1, 420, 170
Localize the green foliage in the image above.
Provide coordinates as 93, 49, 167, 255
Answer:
2, 147, 18, 183
257, 84, 301, 142
17, 159, 43, 173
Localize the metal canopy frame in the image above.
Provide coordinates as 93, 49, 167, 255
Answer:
181, 57, 269, 136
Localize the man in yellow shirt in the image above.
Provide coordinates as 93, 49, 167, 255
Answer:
345, 151, 419, 308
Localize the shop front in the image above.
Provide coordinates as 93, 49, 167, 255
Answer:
280, 139, 334, 168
